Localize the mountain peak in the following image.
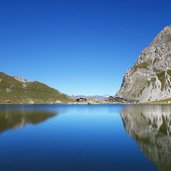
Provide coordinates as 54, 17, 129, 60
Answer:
116, 26, 171, 103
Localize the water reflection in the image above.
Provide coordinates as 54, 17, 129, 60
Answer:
0, 110, 57, 133
121, 105, 171, 171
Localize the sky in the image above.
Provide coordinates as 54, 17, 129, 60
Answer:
0, 0, 171, 96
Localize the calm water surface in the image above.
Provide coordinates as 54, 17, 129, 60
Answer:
0, 104, 170, 171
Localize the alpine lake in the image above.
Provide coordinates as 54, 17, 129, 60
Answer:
0, 104, 170, 171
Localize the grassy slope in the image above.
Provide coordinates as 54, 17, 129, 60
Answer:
148, 98, 171, 104
0, 72, 71, 104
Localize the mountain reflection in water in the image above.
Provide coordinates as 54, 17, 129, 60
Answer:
0, 109, 57, 133
121, 105, 171, 171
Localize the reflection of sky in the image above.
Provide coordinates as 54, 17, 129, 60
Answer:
0, 105, 156, 171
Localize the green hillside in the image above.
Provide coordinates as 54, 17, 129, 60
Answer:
0, 72, 71, 104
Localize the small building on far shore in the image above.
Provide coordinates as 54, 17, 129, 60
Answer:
75, 98, 87, 103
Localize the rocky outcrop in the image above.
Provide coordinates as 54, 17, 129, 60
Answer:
121, 105, 171, 171
106, 96, 131, 103
116, 26, 171, 103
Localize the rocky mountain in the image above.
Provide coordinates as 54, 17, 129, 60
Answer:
0, 72, 71, 104
121, 105, 171, 171
116, 26, 171, 103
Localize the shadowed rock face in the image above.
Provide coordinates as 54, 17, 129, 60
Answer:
116, 26, 171, 103
121, 105, 171, 171
0, 110, 57, 133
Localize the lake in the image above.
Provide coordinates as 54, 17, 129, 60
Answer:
0, 104, 170, 171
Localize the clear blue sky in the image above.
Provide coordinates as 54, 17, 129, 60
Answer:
0, 0, 170, 96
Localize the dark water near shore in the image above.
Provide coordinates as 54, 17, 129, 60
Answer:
0, 104, 171, 171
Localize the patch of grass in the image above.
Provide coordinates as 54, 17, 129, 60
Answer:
167, 26, 171, 29
156, 71, 166, 91
166, 34, 171, 42
167, 70, 171, 77
133, 62, 150, 72
149, 98, 171, 104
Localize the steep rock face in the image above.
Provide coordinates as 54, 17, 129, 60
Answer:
116, 26, 171, 103
121, 105, 171, 171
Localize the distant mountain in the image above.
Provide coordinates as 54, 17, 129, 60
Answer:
71, 95, 107, 101
116, 26, 171, 103
0, 72, 71, 104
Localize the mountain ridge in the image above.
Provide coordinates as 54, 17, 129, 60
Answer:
0, 72, 71, 104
